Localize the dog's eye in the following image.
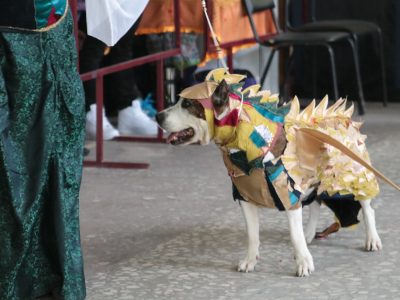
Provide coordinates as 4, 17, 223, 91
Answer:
181, 99, 192, 109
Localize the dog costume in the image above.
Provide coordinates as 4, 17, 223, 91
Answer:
179, 68, 399, 227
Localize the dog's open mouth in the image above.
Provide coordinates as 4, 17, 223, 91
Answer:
166, 127, 195, 145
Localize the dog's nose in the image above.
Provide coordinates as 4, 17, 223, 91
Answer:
155, 112, 165, 125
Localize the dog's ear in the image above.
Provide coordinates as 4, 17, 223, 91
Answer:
211, 79, 230, 112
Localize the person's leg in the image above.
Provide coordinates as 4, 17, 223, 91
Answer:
79, 35, 107, 112
107, 20, 142, 112
79, 14, 119, 140
113, 18, 159, 136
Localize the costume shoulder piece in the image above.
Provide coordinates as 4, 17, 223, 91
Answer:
0, 0, 67, 32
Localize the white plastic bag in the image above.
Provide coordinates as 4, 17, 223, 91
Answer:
86, 0, 149, 46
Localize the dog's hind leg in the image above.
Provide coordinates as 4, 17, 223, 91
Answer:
304, 200, 321, 244
287, 207, 315, 276
238, 201, 260, 272
360, 199, 382, 251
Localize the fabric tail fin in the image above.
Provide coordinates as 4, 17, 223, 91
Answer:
298, 128, 400, 191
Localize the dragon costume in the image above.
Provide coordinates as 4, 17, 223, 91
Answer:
179, 68, 399, 226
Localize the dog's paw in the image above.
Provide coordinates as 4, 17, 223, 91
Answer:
365, 234, 382, 251
295, 252, 314, 277
238, 254, 259, 273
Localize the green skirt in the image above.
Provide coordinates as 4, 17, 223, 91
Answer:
0, 13, 86, 300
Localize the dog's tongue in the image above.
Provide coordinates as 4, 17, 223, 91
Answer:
166, 132, 179, 143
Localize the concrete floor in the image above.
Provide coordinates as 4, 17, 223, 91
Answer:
80, 103, 400, 300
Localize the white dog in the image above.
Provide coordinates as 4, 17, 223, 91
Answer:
156, 75, 383, 277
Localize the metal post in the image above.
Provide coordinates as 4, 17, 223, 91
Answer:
95, 75, 104, 164
227, 47, 233, 70
156, 60, 165, 140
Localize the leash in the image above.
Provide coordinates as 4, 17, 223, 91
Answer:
201, 0, 229, 72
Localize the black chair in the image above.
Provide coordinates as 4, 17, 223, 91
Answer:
242, 0, 366, 114
285, 0, 388, 107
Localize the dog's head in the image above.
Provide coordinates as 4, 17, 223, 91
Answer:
156, 80, 231, 145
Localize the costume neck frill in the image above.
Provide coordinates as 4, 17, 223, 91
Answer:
0, 0, 68, 32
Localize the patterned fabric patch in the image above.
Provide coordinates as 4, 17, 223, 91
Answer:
255, 125, 273, 144
268, 165, 285, 181
250, 130, 267, 148
253, 104, 285, 123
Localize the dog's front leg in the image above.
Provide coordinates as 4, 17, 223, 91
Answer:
287, 206, 315, 276
304, 200, 321, 244
360, 199, 382, 251
238, 201, 260, 272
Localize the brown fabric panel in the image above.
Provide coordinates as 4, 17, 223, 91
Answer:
220, 148, 275, 208
271, 128, 287, 158
295, 129, 324, 172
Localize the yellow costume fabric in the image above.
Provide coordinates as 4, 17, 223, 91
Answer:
208, 96, 281, 162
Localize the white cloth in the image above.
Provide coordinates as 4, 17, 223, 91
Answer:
86, 0, 149, 46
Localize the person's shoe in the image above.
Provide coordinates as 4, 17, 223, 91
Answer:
86, 104, 120, 140
118, 99, 159, 136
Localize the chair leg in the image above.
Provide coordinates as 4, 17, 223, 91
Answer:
260, 48, 277, 88
280, 49, 296, 101
376, 29, 388, 106
347, 38, 366, 115
312, 48, 317, 98
326, 45, 339, 101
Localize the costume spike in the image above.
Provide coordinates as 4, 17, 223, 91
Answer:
352, 121, 363, 129
299, 99, 315, 121
223, 74, 247, 84
314, 95, 329, 117
335, 99, 347, 114
287, 96, 300, 119
266, 93, 280, 103
243, 84, 261, 96
258, 91, 279, 103
205, 68, 226, 82
344, 103, 355, 118
326, 98, 345, 115
270, 93, 279, 99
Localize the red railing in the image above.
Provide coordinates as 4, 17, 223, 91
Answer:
70, 0, 181, 169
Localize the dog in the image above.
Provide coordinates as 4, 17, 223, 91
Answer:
156, 70, 383, 277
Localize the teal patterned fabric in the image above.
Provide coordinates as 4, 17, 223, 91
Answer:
0, 12, 86, 300
35, 0, 67, 28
